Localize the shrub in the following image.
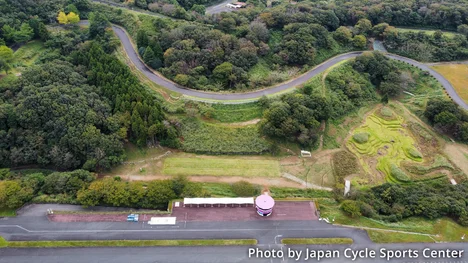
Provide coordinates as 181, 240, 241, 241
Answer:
0, 168, 10, 180
380, 107, 393, 118
353, 132, 369, 144
408, 122, 433, 141
406, 147, 422, 159
389, 164, 410, 182
459, 213, 468, 226
231, 181, 258, 197
341, 200, 361, 217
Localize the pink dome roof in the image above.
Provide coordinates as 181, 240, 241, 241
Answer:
255, 194, 275, 209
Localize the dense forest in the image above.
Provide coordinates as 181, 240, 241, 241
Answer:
0, 0, 178, 171
94, 0, 468, 91
0, 168, 201, 210
343, 180, 468, 226
92, 3, 364, 91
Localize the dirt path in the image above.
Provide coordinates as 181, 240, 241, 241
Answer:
281, 173, 333, 190
225, 118, 261, 126
109, 175, 305, 188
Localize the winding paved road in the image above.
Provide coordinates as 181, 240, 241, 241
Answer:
82, 12, 468, 108
111, 23, 468, 109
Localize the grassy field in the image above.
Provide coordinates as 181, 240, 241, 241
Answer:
396, 27, 459, 38
367, 230, 434, 243
281, 238, 353, 245
319, 198, 468, 243
0, 207, 16, 217
181, 119, 270, 154
163, 157, 280, 177
10, 40, 46, 73
199, 182, 332, 198
0, 237, 256, 248
432, 64, 468, 104
211, 103, 263, 123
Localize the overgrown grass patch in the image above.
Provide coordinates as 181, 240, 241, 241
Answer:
408, 122, 433, 141
404, 155, 453, 175
367, 230, 434, 243
0, 207, 16, 217
201, 182, 237, 197
211, 103, 262, 123
282, 238, 353, 245
163, 157, 280, 177
332, 151, 359, 184
320, 200, 468, 243
199, 182, 332, 198
1, 238, 257, 248
269, 187, 333, 199
180, 119, 269, 154
11, 40, 46, 72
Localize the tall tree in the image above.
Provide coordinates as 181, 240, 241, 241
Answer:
67, 12, 80, 24
57, 11, 69, 24
89, 12, 110, 38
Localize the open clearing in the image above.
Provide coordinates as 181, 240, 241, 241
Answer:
432, 64, 468, 104
11, 40, 46, 73
444, 143, 468, 176
163, 157, 281, 177
396, 27, 459, 38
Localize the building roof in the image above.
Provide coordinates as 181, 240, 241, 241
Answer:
234, 2, 247, 6
184, 197, 254, 205
255, 194, 275, 209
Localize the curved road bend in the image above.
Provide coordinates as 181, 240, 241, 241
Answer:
81, 20, 468, 109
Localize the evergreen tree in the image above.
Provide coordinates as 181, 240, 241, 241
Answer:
143, 46, 155, 64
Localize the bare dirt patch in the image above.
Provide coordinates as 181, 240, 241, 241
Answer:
225, 118, 261, 127
280, 149, 339, 188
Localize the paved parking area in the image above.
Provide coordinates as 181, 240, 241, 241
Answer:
171, 201, 318, 222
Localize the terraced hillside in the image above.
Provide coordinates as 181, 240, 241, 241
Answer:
346, 106, 460, 184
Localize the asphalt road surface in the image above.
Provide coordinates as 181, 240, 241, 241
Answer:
1, 205, 466, 263
1, 243, 467, 263
111, 23, 468, 109
206, 0, 234, 14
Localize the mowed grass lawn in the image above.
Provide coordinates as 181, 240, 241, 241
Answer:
163, 157, 281, 177
432, 64, 468, 104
